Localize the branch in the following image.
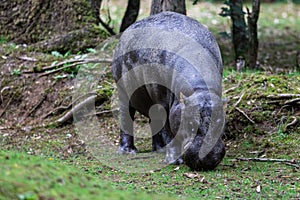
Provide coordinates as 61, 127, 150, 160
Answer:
223, 81, 241, 94
237, 157, 300, 168
234, 91, 245, 107
0, 93, 15, 118
20, 94, 47, 123
267, 94, 300, 99
57, 95, 97, 124
235, 107, 255, 124
284, 98, 300, 106
38, 58, 112, 77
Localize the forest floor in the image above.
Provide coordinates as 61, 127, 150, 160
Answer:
1, 1, 300, 199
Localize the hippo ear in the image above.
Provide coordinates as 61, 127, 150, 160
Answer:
179, 92, 188, 105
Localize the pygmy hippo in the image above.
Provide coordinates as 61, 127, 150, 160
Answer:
112, 11, 225, 171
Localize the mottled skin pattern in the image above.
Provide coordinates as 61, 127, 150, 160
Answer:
112, 12, 225, 171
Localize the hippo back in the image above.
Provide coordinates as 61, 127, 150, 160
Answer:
112, 11, 223, 99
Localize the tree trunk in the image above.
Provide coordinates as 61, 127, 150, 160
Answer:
247, 0, 260, 69
0, 0, 99, 44
89, 0, 115, 35
230, 0, 248, 63
120, 0, 140, 32
90, 0, 102, 24
150, 0, 186, 15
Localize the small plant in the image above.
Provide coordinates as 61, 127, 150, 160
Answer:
0, 35, 8, 44
12, 69, 21, 76
51, 50, 71, 58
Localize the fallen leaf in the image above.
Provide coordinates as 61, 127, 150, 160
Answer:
183, 172, 199, 179
173, 166, 180, 171
256, 185, 261, 193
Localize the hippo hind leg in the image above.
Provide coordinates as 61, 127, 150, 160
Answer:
118, 103, 138, 154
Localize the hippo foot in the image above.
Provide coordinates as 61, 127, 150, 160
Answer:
117, 146, 138, 154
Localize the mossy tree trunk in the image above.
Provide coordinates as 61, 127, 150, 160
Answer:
150, 0, 186, 15
0, 0, 110, 52
229, 0, 248, 62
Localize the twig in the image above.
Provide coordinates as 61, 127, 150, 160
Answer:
128, 155, 156, 160
83, 109, 118, 117
223, 81, 241, 94
237, 157, 300, 168
267, 94, 300, 99
235, 107, 255, 124
0, 86, 13, 103
42, 105, 70, 119
38, 58, 112, 77
41, 58, 112, 72
16, 56, 38, 62
234, 91, 245, 107
285, 116, 298, 130
57, 95, 97, 124
284, 98, 300, 106
20, 94, 47, 123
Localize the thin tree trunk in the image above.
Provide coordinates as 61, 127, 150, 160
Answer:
90, 0, 102, 24
230, 0, 248, 62
90, 0, 115, 35
120, 0, 140, 32
247, 0, 260, 69
150, 0, 186, 15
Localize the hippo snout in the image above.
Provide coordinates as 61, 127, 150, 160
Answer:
183, 135, 225, 171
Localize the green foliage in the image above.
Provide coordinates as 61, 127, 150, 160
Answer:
51, 50, 71, 58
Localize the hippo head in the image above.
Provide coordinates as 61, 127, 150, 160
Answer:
183, 135, 225, 171
170, 91, 225, 171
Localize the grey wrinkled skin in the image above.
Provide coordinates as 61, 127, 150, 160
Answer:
112, 11, 225, 171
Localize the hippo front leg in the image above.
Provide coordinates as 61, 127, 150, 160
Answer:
164, 121, 183, 165
165, 139, 183, 165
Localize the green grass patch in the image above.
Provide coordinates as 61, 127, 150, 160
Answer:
0, 150, 175, 200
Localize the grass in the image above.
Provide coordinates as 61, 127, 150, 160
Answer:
1, 67, 300, 199
0, 150, 175, 200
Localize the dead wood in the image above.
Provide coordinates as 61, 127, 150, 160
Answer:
38, 58, 112, 77
0, 93, 15, 118
267, 94, 300, 99
57, 95, 97, 124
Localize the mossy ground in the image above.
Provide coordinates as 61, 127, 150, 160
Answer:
0, 1, 300, 199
